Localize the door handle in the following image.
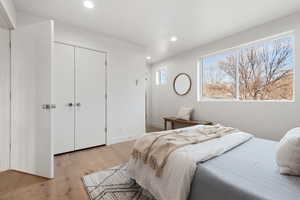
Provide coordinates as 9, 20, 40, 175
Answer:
42, 104, 56, 109
42, 104, 50, 109
76, 103, 81, 107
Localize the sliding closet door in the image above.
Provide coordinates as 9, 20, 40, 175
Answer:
53, 43, 75, 154
11, 21, 54, 178
75, 48, 106, 150
0, 27, 10, 171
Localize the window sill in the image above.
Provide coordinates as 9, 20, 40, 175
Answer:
198, 98, 295, 103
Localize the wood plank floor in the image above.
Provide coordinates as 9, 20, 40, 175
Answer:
0, 141, 134, 200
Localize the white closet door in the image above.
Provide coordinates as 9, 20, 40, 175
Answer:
53, 43, 75, 154
11, 21, 54, 178
75, 48, 106, 150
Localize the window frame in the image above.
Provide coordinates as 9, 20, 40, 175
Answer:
198, 31, 296, 103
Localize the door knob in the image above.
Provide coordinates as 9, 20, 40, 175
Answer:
68, 103, 73, 107
76, 103, 81, 107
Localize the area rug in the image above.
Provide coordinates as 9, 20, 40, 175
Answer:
82, 163, 156, 200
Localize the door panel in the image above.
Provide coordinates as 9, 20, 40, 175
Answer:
75, 48, 106, 150
11, 21, 54, 178
53, 43, 75, 154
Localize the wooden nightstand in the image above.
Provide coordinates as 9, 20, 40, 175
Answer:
163, 117, 213, 130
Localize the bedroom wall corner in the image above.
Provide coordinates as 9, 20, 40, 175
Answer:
0, 0, 16, 29
150, 11, 300, 141
0, 27, 11, 171
145, 64, 153, 128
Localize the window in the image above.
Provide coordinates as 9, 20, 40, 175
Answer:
199, 34, 294, 101
156, 68, 167, 85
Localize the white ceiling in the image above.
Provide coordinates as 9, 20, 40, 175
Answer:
13, 0, 300, 63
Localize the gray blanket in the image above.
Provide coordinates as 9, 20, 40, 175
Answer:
188, 138, 300, 200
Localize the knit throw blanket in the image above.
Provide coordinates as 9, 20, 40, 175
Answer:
131, 124, 238, 177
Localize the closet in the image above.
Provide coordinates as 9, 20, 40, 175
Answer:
53, 42, 107, 154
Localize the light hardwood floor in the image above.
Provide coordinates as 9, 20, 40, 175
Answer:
0, 141, 134, 200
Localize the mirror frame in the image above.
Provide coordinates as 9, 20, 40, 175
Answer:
173, 73, 192, 96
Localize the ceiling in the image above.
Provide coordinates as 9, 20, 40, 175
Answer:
13, 0, 300, 63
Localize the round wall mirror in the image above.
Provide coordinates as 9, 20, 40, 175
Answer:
173, 73, 192, 96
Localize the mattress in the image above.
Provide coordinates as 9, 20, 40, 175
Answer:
188, 138, 300, 200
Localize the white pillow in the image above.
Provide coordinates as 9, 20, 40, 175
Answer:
176, 107, 193, 120
276, 127, 300, 176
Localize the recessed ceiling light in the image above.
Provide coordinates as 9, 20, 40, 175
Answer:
146, 56, 152, 60
83, 0, 95, 9
170, 36, 178, 42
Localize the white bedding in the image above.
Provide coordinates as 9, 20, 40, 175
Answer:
128, 127, 253, 200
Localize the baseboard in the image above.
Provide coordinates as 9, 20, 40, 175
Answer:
107, 134, 141, 145
0, 163, 9, 172
150, 121, 164, 130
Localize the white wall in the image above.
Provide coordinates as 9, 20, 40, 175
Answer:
0, 0, 16, 29
0, 27, 10, 171
17, 12, 146, 145
151, 12, 300, 141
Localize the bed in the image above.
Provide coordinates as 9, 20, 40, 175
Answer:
128, 125, 300, 200
188, 138, 300, 200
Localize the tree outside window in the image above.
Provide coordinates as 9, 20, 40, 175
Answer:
201, 34, 294, 101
